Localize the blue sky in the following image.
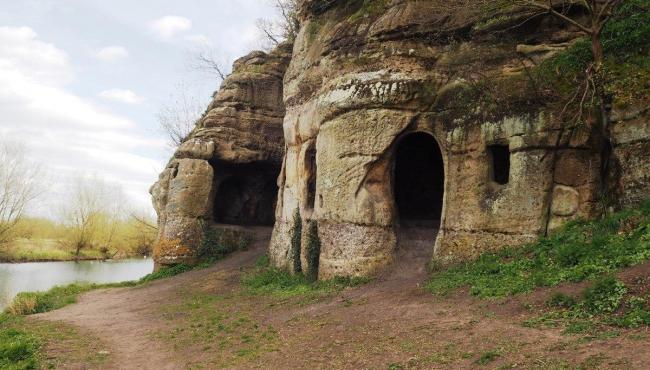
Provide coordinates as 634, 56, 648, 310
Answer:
0, 0, 277, 217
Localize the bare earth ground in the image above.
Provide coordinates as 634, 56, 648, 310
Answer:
34, 228, 650, 369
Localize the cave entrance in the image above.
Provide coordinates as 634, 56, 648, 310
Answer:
212, 161, 278, 226
394, 132, 444, 228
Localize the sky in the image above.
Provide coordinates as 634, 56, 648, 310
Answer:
0, 0, 277, 218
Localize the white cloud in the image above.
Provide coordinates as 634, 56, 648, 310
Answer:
149, 16, 192, 40
93, 45, 129, 62
0, 26, 71, 85
186, 34, 211, 46
0, 26, 165, 214
99, 88, 144, 104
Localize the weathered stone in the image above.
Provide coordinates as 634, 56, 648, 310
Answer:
551, 185, 580, 217
151, 43, 292, 266
152, 1, 650, 278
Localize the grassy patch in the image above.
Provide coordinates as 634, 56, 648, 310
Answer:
0, 318, 38, 370
157, 292, 278, 368
242, 256, 370, 299
0, 314, 110, 369
427, 201, 650, 298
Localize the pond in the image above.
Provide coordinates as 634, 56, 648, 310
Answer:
0, 259, 154, 310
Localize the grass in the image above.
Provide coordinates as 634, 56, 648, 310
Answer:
475, 350, 500, 365
0, 317, 38, 370
427, 201, 650, 298
0, 313, 110, 369
241, 255, 370, 299
157, 292, 278, 368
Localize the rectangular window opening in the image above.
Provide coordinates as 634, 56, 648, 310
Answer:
488, 144, 510, 185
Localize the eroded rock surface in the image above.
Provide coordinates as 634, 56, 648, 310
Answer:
152, 1, 649, 278
269, 1, 606, 278
151, 43, 292, 266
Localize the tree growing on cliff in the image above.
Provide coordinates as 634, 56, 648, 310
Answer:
518, 0, 622, 125
157, 84, 206, 148
257, 0, 300, 48
0, 139, 43, 245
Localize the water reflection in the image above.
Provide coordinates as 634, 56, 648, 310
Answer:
0, 259, 154, 309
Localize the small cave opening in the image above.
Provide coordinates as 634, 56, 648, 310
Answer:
488, 144, 510, 185
394, 132, 445, 228
211, 161, 279, 226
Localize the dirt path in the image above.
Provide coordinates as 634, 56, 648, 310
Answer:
35, 228, 650, 369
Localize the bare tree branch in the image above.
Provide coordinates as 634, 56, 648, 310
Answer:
157, 84, 206, 148
523, 1, 594, 33
0, 139, 43, 244
256, 0, 299, 48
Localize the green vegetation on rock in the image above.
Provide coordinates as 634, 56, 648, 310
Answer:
427, 201, 650, 298
196, 224, 251, 263
536, 0, 650, 108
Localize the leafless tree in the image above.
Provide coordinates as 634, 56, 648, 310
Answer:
0, 139, 43, 244
60, 176, 126, 257
257, 0, 300, 48
189, 48, 229, 82
157, 84, 206, 148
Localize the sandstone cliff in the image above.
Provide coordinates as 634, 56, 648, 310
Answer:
151, 1, 649, 278
151, 43, 292, 265
268, 0, 650, 278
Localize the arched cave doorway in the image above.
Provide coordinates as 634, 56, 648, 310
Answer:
394, 132, 444, 228
212, 161, 278, 226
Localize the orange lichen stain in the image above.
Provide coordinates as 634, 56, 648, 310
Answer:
153, 239, 193, 259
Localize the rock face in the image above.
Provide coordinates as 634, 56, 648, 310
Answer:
152, 1, 650, 278
150, 43, 292, 266
267, 0, 629, 279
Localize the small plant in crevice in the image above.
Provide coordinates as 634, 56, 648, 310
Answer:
290, 208, 303, 274
305, 220, 321, 282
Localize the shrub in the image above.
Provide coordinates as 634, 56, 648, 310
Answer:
583, 276, 627, 314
